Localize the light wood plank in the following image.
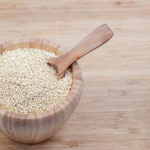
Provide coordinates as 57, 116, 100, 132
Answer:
0, 0, 150, 149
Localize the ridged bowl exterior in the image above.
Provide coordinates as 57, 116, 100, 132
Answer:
0, 39, 83, 144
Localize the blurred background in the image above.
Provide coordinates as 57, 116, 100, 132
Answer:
0, 0, 150, 150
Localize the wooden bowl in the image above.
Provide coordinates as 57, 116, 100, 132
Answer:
0, 39, 83, 144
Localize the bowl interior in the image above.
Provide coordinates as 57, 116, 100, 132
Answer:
0, 39, 82, 120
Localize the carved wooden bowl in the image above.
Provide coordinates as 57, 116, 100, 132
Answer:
0, 39, 83, 144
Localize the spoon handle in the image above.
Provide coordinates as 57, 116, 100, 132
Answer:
64, 24, 113, 63
48, 24, 113, 78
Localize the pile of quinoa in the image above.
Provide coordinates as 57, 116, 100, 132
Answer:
0, 48, 72, 114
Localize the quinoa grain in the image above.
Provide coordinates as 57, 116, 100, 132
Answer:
0, 48, 72, 114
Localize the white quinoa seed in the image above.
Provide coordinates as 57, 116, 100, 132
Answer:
0, 48, 72, 114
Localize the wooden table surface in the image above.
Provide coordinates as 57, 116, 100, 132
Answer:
0, 0, 150, 149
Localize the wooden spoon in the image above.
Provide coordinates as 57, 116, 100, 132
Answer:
48, 24, 113, 79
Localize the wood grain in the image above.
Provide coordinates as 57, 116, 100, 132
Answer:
0, 0, 150, 149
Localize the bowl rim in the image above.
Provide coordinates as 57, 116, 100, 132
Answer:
0, 38, 83, 120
